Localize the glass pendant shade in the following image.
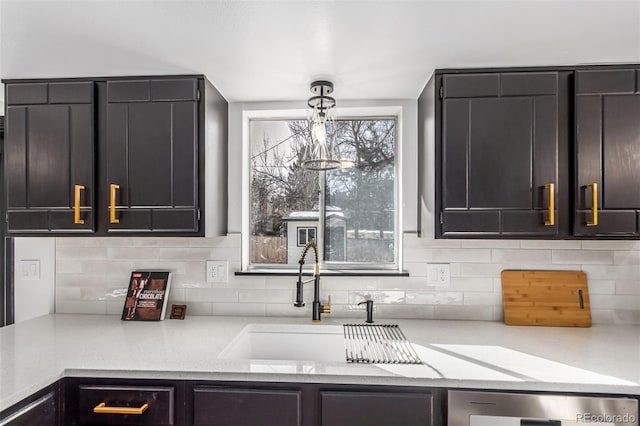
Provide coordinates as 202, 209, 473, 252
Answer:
302, 80, 341, 171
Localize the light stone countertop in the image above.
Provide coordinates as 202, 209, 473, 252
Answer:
1, 314, 639, 412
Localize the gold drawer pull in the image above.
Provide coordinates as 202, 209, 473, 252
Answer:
586, 182, 598, 226
93, 402, 149, 415
109, 183, 120, 224
74, 184, 85, 225
544, 183, 555, 226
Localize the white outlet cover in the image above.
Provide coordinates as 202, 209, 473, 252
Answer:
206, 260, 229, 283
427, 263, 450, 288
20, 259, 41, 281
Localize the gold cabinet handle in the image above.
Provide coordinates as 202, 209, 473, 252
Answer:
74, 184, 85, 225
544, 183, 555, 226
93, 402, 149, 415
586, 182, 598, 226
110, 183, 120, 224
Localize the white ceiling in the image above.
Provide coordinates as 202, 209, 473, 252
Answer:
1, 0, 640, 103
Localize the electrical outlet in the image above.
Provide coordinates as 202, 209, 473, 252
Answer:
20, 260, 41, 281
206, 260, 229, 283
427, 263, 450, 288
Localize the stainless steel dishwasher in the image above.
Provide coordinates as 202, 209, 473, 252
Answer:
448, 390, 638, 426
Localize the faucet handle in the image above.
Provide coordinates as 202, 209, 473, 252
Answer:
358, 299, 374, 323
322, 295, 332, 314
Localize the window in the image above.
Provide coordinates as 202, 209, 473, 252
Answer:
297, 227, 317, 247
246, 110, 400, 271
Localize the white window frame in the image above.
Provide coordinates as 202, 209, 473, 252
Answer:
241, 106, 404, 273
297, 227, 317, 247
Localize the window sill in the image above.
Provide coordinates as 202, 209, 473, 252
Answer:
235, 270, 410, 277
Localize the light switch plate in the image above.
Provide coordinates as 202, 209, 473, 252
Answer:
427, 263, 450, 288
20, 259, 41, 281
206, 260, 229, 283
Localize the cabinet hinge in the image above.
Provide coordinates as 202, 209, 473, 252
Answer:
439, 212, 444, 225
197, 209, 201, 221
196, 89, 201, 101
439, 85, 444, 99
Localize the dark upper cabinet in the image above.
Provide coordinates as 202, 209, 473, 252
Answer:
4, 81, 95, 233
3, 75, 225, 236
573, 69, 640, 237
101, 78, 200, 233
435, 71, 570, 238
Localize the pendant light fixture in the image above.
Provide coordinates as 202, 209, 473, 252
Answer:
302, 80, 341, 171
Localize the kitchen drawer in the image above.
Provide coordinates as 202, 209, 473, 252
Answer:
73, 384, 174, 425
192, 386, 302, 426
320, 390, 433, 426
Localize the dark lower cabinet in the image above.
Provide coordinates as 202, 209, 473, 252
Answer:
192, 387, 302, 426
0, 378, 443, 426
63, 378, 186, 426
574, 68, 640, 237
320, 390, 433, 426
0, 384, 59, 426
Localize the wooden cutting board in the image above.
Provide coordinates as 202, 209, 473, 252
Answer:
501, 270, 591, 327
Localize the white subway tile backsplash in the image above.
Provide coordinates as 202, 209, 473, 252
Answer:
53, 236, 640, 324
615, 280, 640, 295
461, 240, 521, 249
376, 304, 435, 319
188, 303, 215, 316
348, 291, 405, 304
582, 240, 640, 250
405, 291, 463, 305
492, 249, 551, 264
613, 251, 640, 265
434, 305, 493, 321
450, 277, 494, 292
587, 280, 616, 295
520, 240, 582, 249
589, 295, 640, 310
403, 261, 429, 276
430, 248, 491, 263
185, 288, 238, 303
460, 263, 504, 277
266, 304, 310, 317
57, 247, 109, 259
463, 292, 502, 306
377, 277, 429, 291
238, 289, 293, 304
213, 303, 265, 316
581, 265, 640, 279
552, 250, 613, 264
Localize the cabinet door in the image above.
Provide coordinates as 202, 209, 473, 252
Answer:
5, 82, 95, 232
320, 391, 432, 426
574, 69, 640, 236
0, 391, 57, 426
72, 384, 174, 426
192, 387, 302, 426
104, 78, 200, 233
438, 72, 569, 237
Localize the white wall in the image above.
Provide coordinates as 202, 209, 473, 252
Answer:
13, 238, 56, 323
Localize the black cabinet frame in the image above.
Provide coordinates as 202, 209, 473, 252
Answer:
424, 63, 640, 240
2, 75, 222, 237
